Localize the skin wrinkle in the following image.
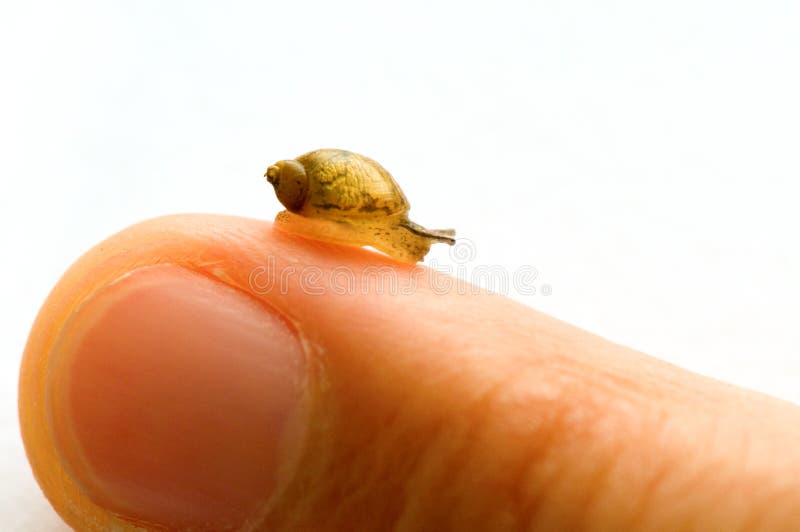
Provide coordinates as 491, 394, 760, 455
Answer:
401, 401, 471, 527
518, 404, 583, 529
322, 412, 386, 527
577, 445, 624, 530
397, 417, 466, 530
265, 355, 442, 530
471, 376, 538, 528
376, 419, 433, 531
442, 373, 524, 530
705, 425, 788, 532
613, 413, 678, 530
534, 416, 617, 528
388, 409, 463, 529
360, 410, 425, 527
622, 409, 676, 530
655, 418, 730, 529
508, 361, 674, 530
494, 367, 606, 530
511, 394, 589, 530
516, 420, 565, 531
701, 418, 777, 528
386, 361, 482, 529
580, 389, 651, 528
323, 344, 557, 530
646, 419, 702, 529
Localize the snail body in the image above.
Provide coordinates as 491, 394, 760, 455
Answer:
265, 149, 455, 262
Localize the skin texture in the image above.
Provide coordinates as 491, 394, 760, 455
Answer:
19, 214, 800, 531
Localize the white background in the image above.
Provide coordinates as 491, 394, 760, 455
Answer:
1, 1, 799, 529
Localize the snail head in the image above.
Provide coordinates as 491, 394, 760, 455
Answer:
264, 159, 308, 212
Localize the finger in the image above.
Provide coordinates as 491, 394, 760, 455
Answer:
20, 214, 800, 531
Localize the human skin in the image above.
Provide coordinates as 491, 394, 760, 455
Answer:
19, 214, 800, 531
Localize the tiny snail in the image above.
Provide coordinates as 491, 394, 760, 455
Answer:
265, 149, 455, 262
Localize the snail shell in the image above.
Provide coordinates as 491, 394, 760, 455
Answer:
265, 149, 455, 263
265, 149, 409, 219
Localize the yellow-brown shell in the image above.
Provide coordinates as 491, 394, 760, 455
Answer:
294, 149, 409, 220
265, 149, 456, 262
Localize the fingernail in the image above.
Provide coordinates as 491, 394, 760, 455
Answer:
46, 265, 305, 530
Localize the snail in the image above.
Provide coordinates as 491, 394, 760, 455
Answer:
264, 149, 456, 262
